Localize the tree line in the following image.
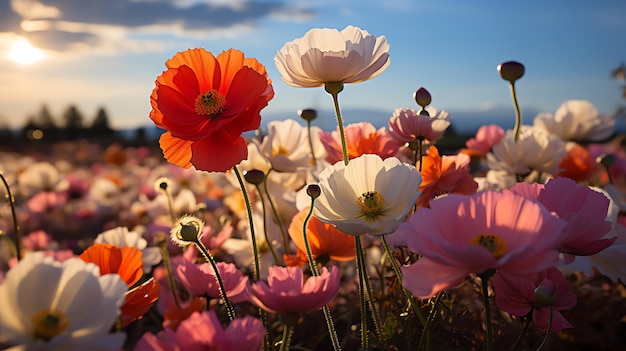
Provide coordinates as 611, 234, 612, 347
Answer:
0, 104, 154, 146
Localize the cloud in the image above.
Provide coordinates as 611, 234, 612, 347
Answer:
5, 0, 315, 53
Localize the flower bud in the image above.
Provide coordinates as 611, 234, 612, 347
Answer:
298, 108, 317, 122
597, 153, 615, 170
497, 61, 525, 83
155, 177, 172, 192
306, 184, 321, 199
244, 169, 265, 185
414, 87, 432, 108
534, 285, 557, 305
170, 215, 204, 247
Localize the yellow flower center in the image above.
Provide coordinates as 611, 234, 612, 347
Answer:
194, 89, 226, 117
356, 191, 386, 222
469, 234, 507, 259
32, 309, 69, 341
272, 146, 288, 157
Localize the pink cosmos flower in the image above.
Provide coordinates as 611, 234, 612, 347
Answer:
175, 259, 249, 303
387, 107, 451, 145
398, 191, 568, 299
20, 230, 52, 251
135, 310, 264, 351
464, 124, 505, 156
506, 177, 616, 258
246, 265, 340, 314
494, 267, 577, 332
319, 122, 399, 164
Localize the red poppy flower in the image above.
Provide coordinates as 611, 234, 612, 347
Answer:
121, 278, 160, 327
150, 48, 274, 172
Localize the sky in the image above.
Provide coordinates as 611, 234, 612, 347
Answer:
1, 0, 625, 133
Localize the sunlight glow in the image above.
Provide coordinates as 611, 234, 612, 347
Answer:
8, 40, 44, 65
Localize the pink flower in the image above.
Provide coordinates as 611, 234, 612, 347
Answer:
387, 107, 451, 145
506, 177, 616, 257
398, 191, 568, 299
246, 266, 340, 314
135, 311, 264, 351
464, 124, 505, 156
21, 230, 52, 250
319, 122, 399, 164
494, 267, 577, 332
175, 259, 249, 303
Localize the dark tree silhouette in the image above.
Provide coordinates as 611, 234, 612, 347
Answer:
61, 105, 85, 140
88, 107, 115, 140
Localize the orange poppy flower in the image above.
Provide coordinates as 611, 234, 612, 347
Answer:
557, 142, 600, 182
417, 146, 478, 208
80, 243, 159, 326
287, 207, 356, 266
121, 278, 160, 327
149, 48, 274, 172
79, 243, 143, 287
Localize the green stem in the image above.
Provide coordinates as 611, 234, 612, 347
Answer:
233, 166, 261, 281
512, 316, 532, 351
162, 185, 177, 226
417, 292, 444, 351
509, 82, 523, 142
193, 238, 235, 321
263, 168, 290, 255
381, 236, 426, 325
156, 237, 183, 310
0, 172, 21, 261
479, 273, 494, 351
253, 184, 280, 265
355, 236, 385, 344
302, 200, 341, 351
279, 322, 294, 351
325, 82, 348, 165
306, 120, 317, 166
536, 306, 553, 351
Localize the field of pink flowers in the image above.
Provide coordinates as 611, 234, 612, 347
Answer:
1, 25, 626, 351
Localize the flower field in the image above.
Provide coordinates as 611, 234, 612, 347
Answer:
1, 25, 625, 351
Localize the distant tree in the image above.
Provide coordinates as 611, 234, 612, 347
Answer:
88, 107, 115, 140
612, 63, 626, 117
34, 104, 57, 129
61, 105, 85, 140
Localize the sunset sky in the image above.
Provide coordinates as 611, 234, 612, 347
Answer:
1, 0, 625, 132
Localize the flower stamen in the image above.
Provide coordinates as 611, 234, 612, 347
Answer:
32, 309, 69, 341
356, 191, 386, 222
470, 234, 507, 259
194, 89, 226, 117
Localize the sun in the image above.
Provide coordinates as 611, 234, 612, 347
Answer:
8, 39, 43, 65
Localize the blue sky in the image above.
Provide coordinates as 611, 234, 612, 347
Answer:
1, 0, 625, 132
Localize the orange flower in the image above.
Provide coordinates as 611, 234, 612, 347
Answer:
79, 243, 143, 287
417, 146, 478, 207
557, 142, 600, 182
287, 207, 356, 265
121, 278, 160, 327
149, 48, 274, 172
80, 243, 159, 326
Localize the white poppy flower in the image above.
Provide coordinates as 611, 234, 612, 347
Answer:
255, 119, 327, 173
275, 25, 390, 88
314, 154, 421, 236
0, 252, 127, 350
534, 100, 615, 141
487, 126, 567, 176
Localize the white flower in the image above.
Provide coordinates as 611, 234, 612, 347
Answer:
0, 252, 127, 350
487, 126, 567, 176
533, 100, 615, 141
275, 25, 390, 87
314, 154, 421, 236
95, 226, 162, 272
17, 162, 64, 197
255, 119, 327, 173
